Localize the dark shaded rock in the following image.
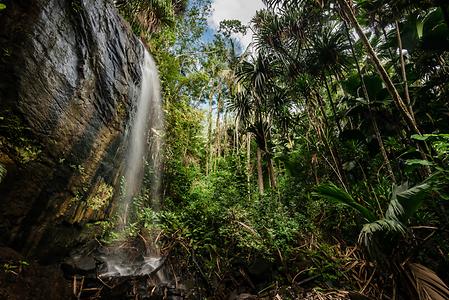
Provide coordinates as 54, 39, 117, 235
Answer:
0, 0, 144, 260
62, 255, 98, 276
0, 247, 74, 300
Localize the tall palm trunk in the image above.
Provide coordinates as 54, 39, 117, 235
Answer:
343, 21, 397, 183
234, 117, 240, 157
337, 0, 421, 135
394, 20, 431, 175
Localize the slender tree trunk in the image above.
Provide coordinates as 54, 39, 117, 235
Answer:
247, 133, 252, 199
206, 86, 215, 176
267, 158, 277, 188
311, 90, 348, 189
256, 147, 264, 195
263, 128, 277, 189
323, 73, 343, 134
223, 108, 228, 157
313, 88, 331, 129
394, 20, 431, 175
338, 0, 421, 135
343, 21, 397, 183
235, 117, 240, 158
395, 21, 413, 116
214, 90, 222, 169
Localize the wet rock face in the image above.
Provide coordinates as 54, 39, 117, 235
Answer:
0, 0, 143, 260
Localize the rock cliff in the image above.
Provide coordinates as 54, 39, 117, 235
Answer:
0, 0, 143, 261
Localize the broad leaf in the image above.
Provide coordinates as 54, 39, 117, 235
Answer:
389, 183, 432, 222
314, 183, 376, 222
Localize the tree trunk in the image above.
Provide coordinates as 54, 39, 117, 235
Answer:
267, 158, 277, 188
214, 89, 222, 170
395, 21, 413, 116
247, 133, 252, 199
338, 0, 421, 135
311, 90, 348, 189
206, 85, 215, 176
266, 129, 277, 189
323, 73, 343, 134
223, 108, 228, 157
343, 21, 397, 183
256, 147, 264, 195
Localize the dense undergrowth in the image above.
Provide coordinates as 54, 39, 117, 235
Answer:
102, 0, 449, 298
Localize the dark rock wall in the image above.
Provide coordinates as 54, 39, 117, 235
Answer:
0, 0, 143, 260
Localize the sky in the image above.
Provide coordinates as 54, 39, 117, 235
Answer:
208, 0, 265, 50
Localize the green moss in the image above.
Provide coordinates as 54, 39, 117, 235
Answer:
86, 180, 114, 210
0, 108, 42, 164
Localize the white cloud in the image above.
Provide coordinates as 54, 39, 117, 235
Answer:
208, 0, 265, 50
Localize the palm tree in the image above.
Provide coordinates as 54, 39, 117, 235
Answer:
229, 53, 285, 193
336, 0, 422, 136
314, 180, 449, 299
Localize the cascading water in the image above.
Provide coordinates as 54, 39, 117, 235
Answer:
121, 48, 163, 226
101, 46, 165, 278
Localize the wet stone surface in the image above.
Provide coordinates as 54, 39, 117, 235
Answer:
0, 0, 144, 260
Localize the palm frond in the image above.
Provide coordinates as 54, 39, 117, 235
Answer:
358, 218, 406, 250
386, 182, 431, 222
313, 183, 376, 222
405, 263, 449, 300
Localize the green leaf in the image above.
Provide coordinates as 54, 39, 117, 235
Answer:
405, 159, 434, 166
411, 134, 429, 141
393, 183, 431, 222
313, 183, 376, 222
0, 3, 6, 10
416, 21, 424, 38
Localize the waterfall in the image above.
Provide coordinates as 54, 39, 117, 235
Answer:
101, 46, 165, 278
121, 48, 164, 226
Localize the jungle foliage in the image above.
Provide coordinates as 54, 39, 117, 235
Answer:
117, 0, 449, 298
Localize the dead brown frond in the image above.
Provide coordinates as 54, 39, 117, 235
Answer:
404, 262, 449, 300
